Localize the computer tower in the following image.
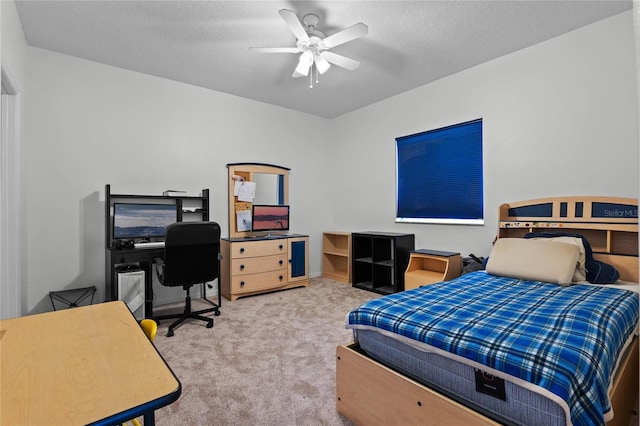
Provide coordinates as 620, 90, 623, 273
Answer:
117, 270, 145, 321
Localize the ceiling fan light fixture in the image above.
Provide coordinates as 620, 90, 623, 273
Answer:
314, 55, 331, 74
294, 51, 314, 76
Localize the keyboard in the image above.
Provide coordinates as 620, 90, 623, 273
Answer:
134, 241, 165, 249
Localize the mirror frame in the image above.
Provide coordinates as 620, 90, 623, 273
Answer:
226, 163, 290, 238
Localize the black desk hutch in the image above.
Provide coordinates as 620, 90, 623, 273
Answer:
104, 184, 219, 318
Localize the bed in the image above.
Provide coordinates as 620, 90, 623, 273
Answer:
336, 196, 639, 426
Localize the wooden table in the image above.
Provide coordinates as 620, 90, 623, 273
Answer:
0, 301, 181, 425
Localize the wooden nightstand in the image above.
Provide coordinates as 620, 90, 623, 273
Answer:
404, 249, 461, 291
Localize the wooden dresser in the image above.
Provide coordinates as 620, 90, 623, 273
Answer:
220, 235, 309, 301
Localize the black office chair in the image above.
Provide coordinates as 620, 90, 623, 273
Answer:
154, 221, 221, 337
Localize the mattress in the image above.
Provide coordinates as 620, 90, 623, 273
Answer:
347, 271, 639, 426
355, 328, 566, 425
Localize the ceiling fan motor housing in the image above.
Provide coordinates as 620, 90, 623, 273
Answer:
302, 13, 325, 39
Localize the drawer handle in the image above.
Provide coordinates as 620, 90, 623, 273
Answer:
240, 264, 245, 270
279, 260, 283, 265
240, 281, 245, 287
240, 248, 245, 253
279, 275, 283, 280
279, 244, 283, 250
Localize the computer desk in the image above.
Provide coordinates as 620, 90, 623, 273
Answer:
0, 301, 181, 425
106, 246, 221, 318
107, 246, 165, 318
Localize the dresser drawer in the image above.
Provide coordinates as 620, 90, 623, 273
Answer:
230, 239, 287, 258
231, 270, 287, 293
231, 255, 287, 275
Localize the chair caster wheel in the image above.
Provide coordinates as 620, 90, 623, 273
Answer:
166, 329, 174, 337
215, 310, 221, 316
206, 322, 213, 328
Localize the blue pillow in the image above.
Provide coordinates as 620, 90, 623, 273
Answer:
587, 260, 620, 284
523, 232, 620, 284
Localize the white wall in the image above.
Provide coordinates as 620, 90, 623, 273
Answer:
24, 48, 332, 312
1, 0, 28, 318
330, 11, 638, 258
1, 0, 27, 79
11, 8, 639, 314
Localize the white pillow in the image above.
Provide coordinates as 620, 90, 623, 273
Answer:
486, 238, 581, 286
527, 236, 587, 282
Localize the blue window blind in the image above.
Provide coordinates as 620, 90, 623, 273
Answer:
396, 119, 483, 225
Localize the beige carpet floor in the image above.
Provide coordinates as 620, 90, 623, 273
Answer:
150, 277, 640, 426
151, 277, 377, 426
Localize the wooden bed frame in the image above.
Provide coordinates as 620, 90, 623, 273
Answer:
336, 196, 639, 426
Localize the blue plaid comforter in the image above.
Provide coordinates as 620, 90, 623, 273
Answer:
346, 271, 639, 426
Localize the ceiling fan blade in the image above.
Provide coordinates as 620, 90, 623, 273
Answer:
293, 51, 314, 77
279, 9, 310, 43
249, 47, 301, 53
319, 51, 360, 71
314, 55, 331, 74
321, 22, 368, 49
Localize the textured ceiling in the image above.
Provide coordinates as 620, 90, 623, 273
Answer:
15, 1, 632, 118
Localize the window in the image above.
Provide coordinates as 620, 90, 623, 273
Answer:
395, 119, 483, 225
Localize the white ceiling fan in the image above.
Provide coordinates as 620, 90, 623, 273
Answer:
250, 9, 368, 87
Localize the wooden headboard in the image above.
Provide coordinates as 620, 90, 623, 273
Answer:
497, 196, 638, 282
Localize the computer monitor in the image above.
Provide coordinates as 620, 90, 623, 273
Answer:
251, 204, 290, 233
113, 203, 177, 240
